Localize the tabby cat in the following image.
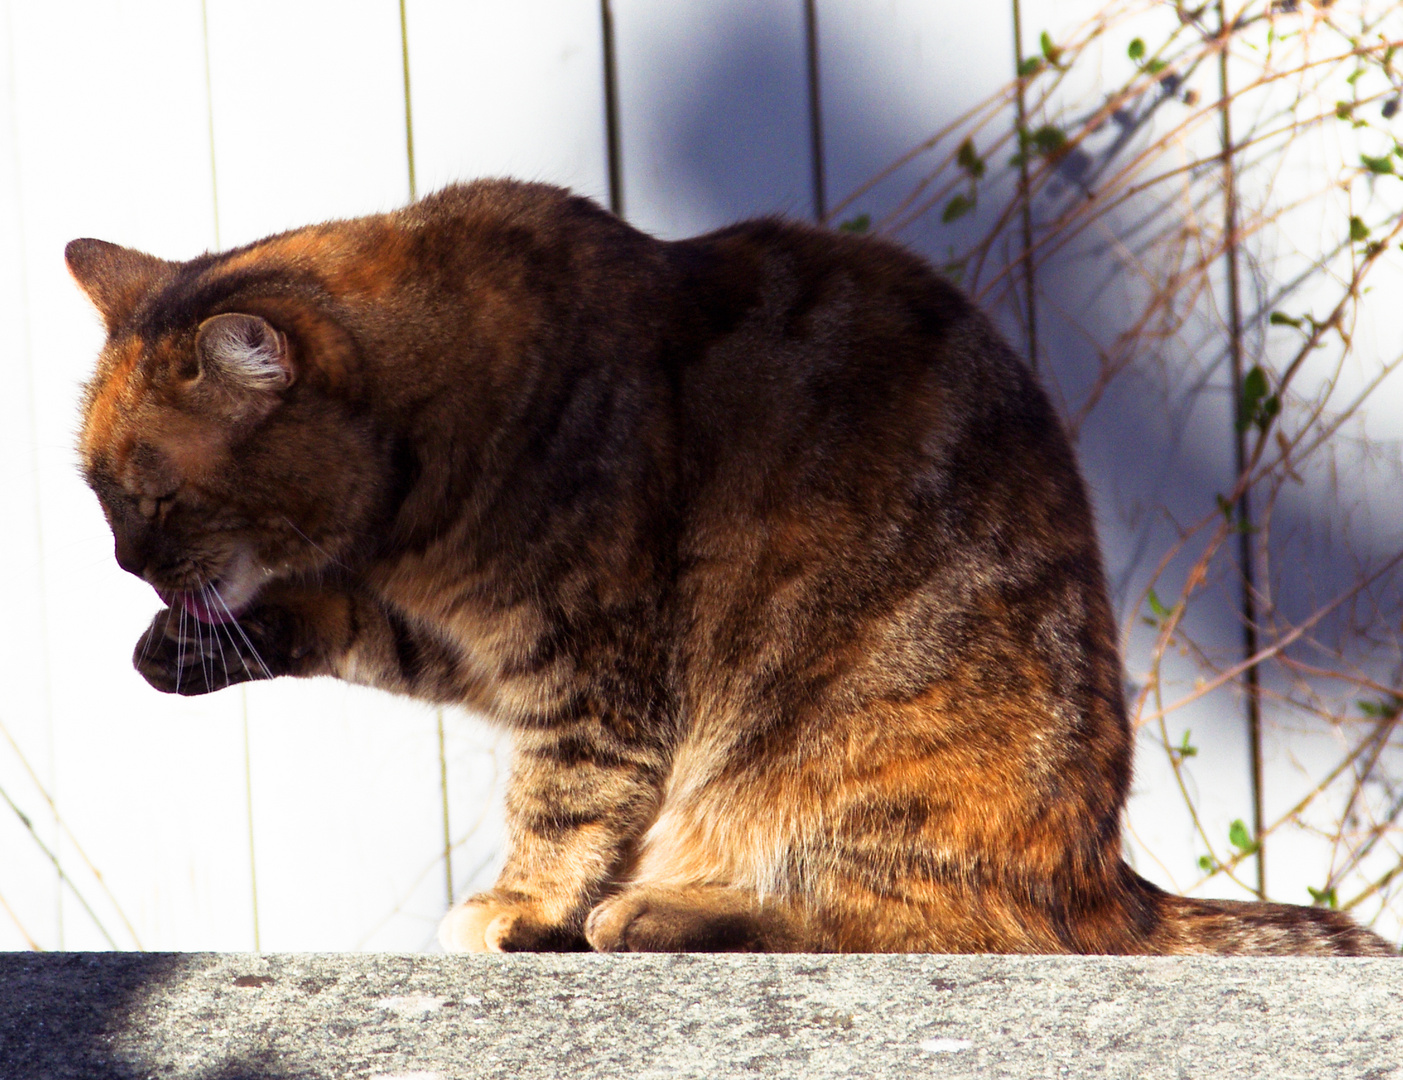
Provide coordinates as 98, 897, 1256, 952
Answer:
69, 180, 1392, 955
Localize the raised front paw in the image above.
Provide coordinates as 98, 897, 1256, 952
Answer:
133, 603, 306, 695
437, 892, 586, 953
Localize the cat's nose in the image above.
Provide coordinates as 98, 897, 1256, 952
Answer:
113, 532, 149, 578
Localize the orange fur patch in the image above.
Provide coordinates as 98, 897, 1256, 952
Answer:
81, 338, 144, 462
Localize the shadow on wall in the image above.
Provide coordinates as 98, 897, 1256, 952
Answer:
0, 953, 298, 1080
629, 1, 1402, 694
613, 2, 1403, 917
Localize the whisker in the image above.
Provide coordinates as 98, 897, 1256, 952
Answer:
196, 582, 214, 690
209, 588, 275, 682
205, 585, 233, 687
175, 602, 186, 695
136, 607, 164, 667
192, 582, 206, 689
282, 516, 349, 571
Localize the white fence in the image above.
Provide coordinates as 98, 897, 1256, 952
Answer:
2, 0, 1400, 952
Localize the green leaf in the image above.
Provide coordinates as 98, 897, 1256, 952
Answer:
956, 138, 985, 179
1128, 38, 1146, 61
941, 194, 975, 223
1017, 56, 1043, 78
1145, 58, 1168, 75
1228, 819, 1259, 855
1256, 394, 1280, 431
1030, 125, 1068, 159
1269, 311, 1303, 327
1175, 730, 1198, 760
1198, 854, 1218, 872
1215, 493, 1258, 534
838, 213, 870, 234
1039, 30, 1062, 66
1307, 885, 1338, 909
1357, 696, 1403, 719
1362, 153, 1396, 175
1350, 215, 1370, 241
1146, 588, 1172, 620
1236, 365, 1270, 433
1336, 101, 1354, 120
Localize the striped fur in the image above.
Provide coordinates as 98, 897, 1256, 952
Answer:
69, 181, 1394, 956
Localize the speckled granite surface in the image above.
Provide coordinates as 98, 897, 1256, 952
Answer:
0, 952, 1398, 1079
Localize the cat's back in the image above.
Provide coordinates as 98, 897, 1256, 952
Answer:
657, 219, 1070, 502
654, 218, 1095, 595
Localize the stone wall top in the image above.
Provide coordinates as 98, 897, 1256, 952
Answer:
1, 952, 1398, 1079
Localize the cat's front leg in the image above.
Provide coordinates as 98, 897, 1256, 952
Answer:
438, 723, 665, 952
134, 584, 476, 699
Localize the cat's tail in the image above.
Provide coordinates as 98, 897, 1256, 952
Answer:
1142, 880, 1397, 956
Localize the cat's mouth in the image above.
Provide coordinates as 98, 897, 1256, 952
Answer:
154, 551, 269, 625
156, 585, 247, 625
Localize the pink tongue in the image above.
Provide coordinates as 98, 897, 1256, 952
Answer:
156, 588, 237, 625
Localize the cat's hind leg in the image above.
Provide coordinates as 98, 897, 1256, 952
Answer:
584, 885, 815, 953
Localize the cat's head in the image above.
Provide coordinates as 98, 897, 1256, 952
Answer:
68, 238, 392, 624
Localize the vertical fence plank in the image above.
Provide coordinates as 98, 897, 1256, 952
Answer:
396, 0, 624, 915
610, 0, 812, 238
404, 0, 610, 203
0, 0, 256, 950
0, 0, 57, 952
815, 0, 1014, 248
203, 0, 412, 244
201, 0, 471, 950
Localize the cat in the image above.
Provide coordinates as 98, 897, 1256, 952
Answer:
69, 179, 1393, 956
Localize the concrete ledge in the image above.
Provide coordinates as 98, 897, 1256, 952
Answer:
1, 953, 1398, 1079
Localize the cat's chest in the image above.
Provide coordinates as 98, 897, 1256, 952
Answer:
375, 567, 579, 724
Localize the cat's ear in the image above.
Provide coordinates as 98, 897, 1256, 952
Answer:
64, 239, 173, 331
194, 313, 295, 392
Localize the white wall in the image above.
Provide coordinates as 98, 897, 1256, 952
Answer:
1, 0, 1398, 951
